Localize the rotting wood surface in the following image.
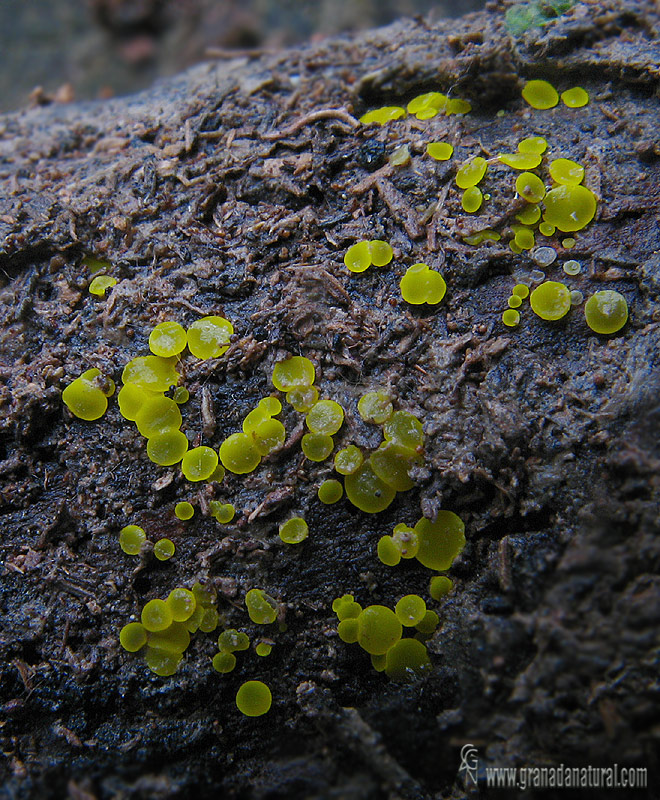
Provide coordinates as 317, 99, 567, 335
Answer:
1, 2, 659, 798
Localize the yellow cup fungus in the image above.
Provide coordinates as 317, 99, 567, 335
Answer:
333, 595, 362, 620
415, 609, 440, 636
549, 158, 584, 185
301, 432, 334, 462
455, 156, 487, 189
357, 605, 402, 655
167, 588, 196, 621
119, 524, 146, 555
538, 221, 556, 236
181, 446, 219, 481
344, 240, 393, 273
144, 648, 182, 677
306, 400, 344, 435
430, 575, 454, 600
400, 263, 446, 305
149, 321, 187, 358
120, 622, 148, 652
562, 237, 576, 249
516, 204, 542, 225
542, 185, 597, 232
147, 429, 189, 466
175, 501, 194, 520
122, 356, 179, 393
345, 462, 396, 513
561, 86, 589, 108
508, 295, 522, 309
117, 383, 159, 421
392, 523, 419, 559
516, 172, 546, 203
446, 97, 471, 115
370, 442, 419, 492
414, 511, 466, 571
62, 369, 110, 421
357, 391, 393, 424
255, 643, 272, 657
359, 106, 406, 125
502, 309, 521, 327
252, 419, 286, 455
407, 92, 448, 118
186, 316, 233, 360
242, 406, 270, 434
259, 396, 282, 416
286, 386, 318, 412
141, 599, 173, 632
218, 629, 250, 652
272, 356, 315, 391
334, 445, 364, 475
513, 226, 535, 250
338, 620, 359, 643
279, 517, 309, 544
518, 136, 548, 154
135, 396, 182, 438
245, 589, 278, 624
426, 142, 454, 161
210, 502, 235, 524
199, 607, 220, 633
369, 240, 394, 267
173, 386, 189, 404
389, 144, 411, 167
82, 255, 111, 273
89, 275, 117, 297
383, 410, 424, 452
318, 479, 343, 504
395, 595, 427, 627
512, 283, 530, 299
219, 432, 262, 474
463, 229, 501, 245
153, 538, 175, 561
212, 652, 237, 673
530, 281, 571, 320
377, 535, 401, 566
584, 290, 628, 334
236, 680, 272, 717
384, 639, 431, 681
461, 186, 483, 213
147, 622, 190, 654
498, 152, 542, 170
522, 79, 559, 109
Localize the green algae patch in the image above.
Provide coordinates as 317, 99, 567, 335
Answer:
186, 316, 233, 359
584, 290, 628, 334
530, 281, 571, 320
522, 79, 559, 109
279, 516, 309, 544
414, 511, 466, 571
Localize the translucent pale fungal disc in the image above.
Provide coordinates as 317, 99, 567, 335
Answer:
389, 144, 411, 167
455, 156, 487, 189
570, 290, 584, 306
357, 391, 393, 424
345, 462, 396, 513
563, 259, 581, 275
532, 246, 557, 267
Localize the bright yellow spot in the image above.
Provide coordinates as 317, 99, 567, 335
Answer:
360, 106, 406, 125
426, 142, 454, 161
522, 79, 559, 109
530, 281, 571, 320
542, 185, 597, 232
186, 316, 233, 360
400, 263, 446, 305
516, 172, 546, 203
272, 356, 315, 391
502, 309, 521, 327
498, 152, 542, 170
455, 157, 487, 188
147, 429, 188, 465
518, 136, 547, 154
219, 432, 261, 474
584, 290, 628, 334
149, 321, 187, 358
89, 275, 117, 297
561, 87, 589, 108
461, 186, 483, 213
279, 517, 309, 544
175, 501, 194, 520
181, 446, 218, 481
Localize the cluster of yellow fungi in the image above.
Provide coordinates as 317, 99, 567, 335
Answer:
343, 239, 394, 273
219, 396, 285, 474
360, 90, 471, 125
119, 524, 175, 562
522, 79, 589, 110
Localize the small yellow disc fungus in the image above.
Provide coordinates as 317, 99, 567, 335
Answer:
584, 290, 628, 334
385, 639, 431, 681
218, 629, 250, 652
400, 263, 447, 305
286, 386, 318, 412
360, 106, 406, 125
344, 241, 371, 273
147, 430, 189, 466
514, 227, 535, 251
306, 400, 344, 435
118, 383, 159, 421
508, 295, 523, 309
167, 588, 196, 621
461, 186, 483, 213
192, 581, 216, 607
518, 136, 548, 154
141, 599, 173, 633
371, 653, 387, 672
430, 575, 454, 600
199, 607, 219, 633
82, 255, 111, 273
510, 241, 523, 254
212, 652, 237, 673
456, 157, 487, 189
245, 589, 278, 624
538, 221, 556, 237
370, 442, 419, 492
318, 479, 343, 504
446, 98, 471, 115
522, 79, 559, 110
498, 152, 542, 170
88, 275, 117, 297
407, 92, 448, 117
119, 524, 146, 555
259, 396, 282, 416
175, 501, 194, 520
120, 622, 147, 652
135, 396, 182, 438
392, 523, 419, 559
562, 237, 576, 249
516, 172, 546, 203
182, 446, 218, 481
219, 432, 261, 474
272, 356, 315, 391
357, 605, 402, 656
337, 618, 360, 643
62, 372, 108, 421
243, 406, 270, 434
186, 316, 233, 360
426, 142, 454, 161
153, 538, 175, 561
336, 600, 362, 621
211, 502, 235, 524
549, 158, 585, 186
415, 609, 440, 636
357, 391, 393, 424
279, 517, 309, 544
378, 535, 401, 566
542, 184, 597, 232
345, 462, 396, 513
395, 595, 427, 627
530, 281, 571, 320
149, 321, 187, 358
332, 594, 354, 614
122, 356, 179, 393
147, 622, 190, 654
414, 511, 466, 571
369, 240, 393, 267
516, 204, 542, 225
512, 283, 530, 298
334, 445, 364, 475
255, 643, 272, 657
389, 144, 411, 167
173, 386, 189, 404
563, 259, 581, 276
561, 86, 589, 108
253, 418, 286, 455
463, 229, 501, 246
185, 606, 204, 633
145, 647, 182, 677
502, 309, 521, 327
383, 410, 424, 451
301, 433, 334, 462
209, 464, 226, 483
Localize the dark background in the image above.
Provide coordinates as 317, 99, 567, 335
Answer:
0, 0, 486, 113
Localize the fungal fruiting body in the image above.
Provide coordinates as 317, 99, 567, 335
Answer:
344, 240, 393, 273
584, 290, 628, 334
400, 263, 446, 305
62, 368, 114, 421
235, 680, 272, 716
530, 281, 571, 321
